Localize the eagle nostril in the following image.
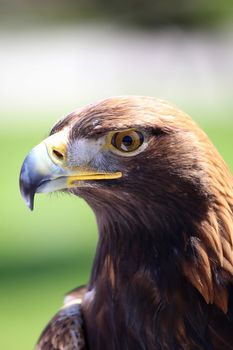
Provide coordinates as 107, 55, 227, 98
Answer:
52, 149, 64, 161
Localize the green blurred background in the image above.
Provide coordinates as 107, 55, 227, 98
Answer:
1, 1, 233, 349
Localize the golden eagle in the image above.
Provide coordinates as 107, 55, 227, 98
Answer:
20, 96, 233, 350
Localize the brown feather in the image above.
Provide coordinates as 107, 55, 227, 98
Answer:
35, 301, 86, 350
37, 96, 233, 349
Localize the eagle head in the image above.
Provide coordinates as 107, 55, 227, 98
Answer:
20, 97, 233, 349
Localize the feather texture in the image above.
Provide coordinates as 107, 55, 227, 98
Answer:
36, 287, 87, 350
33, 97, 233, 350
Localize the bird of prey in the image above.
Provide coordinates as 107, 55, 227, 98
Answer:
20, 96, 233, 350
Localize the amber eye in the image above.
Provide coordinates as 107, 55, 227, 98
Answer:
111, 130, 144, 152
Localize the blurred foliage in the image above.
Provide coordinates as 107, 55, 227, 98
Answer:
94, 0, 233, 27
0, 109, 233, 349
1, 0, 233, 28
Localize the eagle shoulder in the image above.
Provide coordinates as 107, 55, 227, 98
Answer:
35, 286, 87, 350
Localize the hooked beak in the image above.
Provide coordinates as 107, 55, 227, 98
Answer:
19, 129, 122, 210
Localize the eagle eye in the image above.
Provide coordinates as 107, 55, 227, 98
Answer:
111, 130, 144, 153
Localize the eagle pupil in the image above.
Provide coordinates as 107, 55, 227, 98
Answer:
111, 130, 144, 153
122, 135, 133, 147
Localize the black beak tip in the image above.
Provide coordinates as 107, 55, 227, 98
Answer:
19, 180, 35, 211
19, 163, 35, 211
28, 195, 34, 211
24, 192, 35, 211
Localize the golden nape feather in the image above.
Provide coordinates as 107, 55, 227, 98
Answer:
179, 120, 233, 313
19, 96, 233, 350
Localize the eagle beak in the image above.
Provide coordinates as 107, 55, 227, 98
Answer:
19, 129, 122, 210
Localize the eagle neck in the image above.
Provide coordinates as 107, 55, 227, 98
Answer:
84, 207, 201, 350
83, 199, 212, 350
90, 204, 189, 288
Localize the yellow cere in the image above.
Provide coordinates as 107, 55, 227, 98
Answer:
45, 128, 70, 166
